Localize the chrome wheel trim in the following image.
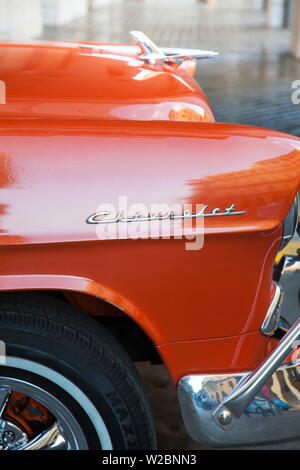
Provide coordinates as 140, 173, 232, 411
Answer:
0, 420, 28, 450
1, 357, 113, 450
0, 377, 87, 449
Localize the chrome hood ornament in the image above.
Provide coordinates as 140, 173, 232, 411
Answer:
129, 30, 218, 64
79, 31, 218, 64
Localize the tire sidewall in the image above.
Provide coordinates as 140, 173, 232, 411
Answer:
0, 326, 141, 450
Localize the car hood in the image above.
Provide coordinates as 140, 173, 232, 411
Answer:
0, 40, 215, 122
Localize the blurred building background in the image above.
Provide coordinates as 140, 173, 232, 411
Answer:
0, 0, 299, 449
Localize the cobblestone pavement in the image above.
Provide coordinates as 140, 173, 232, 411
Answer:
42, 0, 300, 450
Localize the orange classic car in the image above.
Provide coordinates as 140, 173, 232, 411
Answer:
0, 32, 299, 450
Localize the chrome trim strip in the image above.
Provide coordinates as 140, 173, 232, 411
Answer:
261, 282, 283, 335
212, 316, 300, 428
178, 358, 300, 447
87, 204, 246, 225
277, 254, 300, 330
280, 192, 299, 250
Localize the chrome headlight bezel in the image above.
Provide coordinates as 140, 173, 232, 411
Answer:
280, 190, 300, 250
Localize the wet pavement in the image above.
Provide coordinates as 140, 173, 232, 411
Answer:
41, 0, 300, 136
41, 0, 300, 450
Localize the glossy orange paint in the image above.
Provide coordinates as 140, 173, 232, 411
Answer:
0, 41, 214, 123
0, 118, 300, 384
158, 331, 273, 385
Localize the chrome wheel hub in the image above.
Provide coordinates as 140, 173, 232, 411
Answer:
0, 378, 88, 450
0, 421, 27, 450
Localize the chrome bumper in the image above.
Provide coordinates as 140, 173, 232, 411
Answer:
178, 357, 300, 447
276, 253, 300, 329
178, 265, 300, 447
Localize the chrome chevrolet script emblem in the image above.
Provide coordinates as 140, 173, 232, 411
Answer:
87, 204, 246, 224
